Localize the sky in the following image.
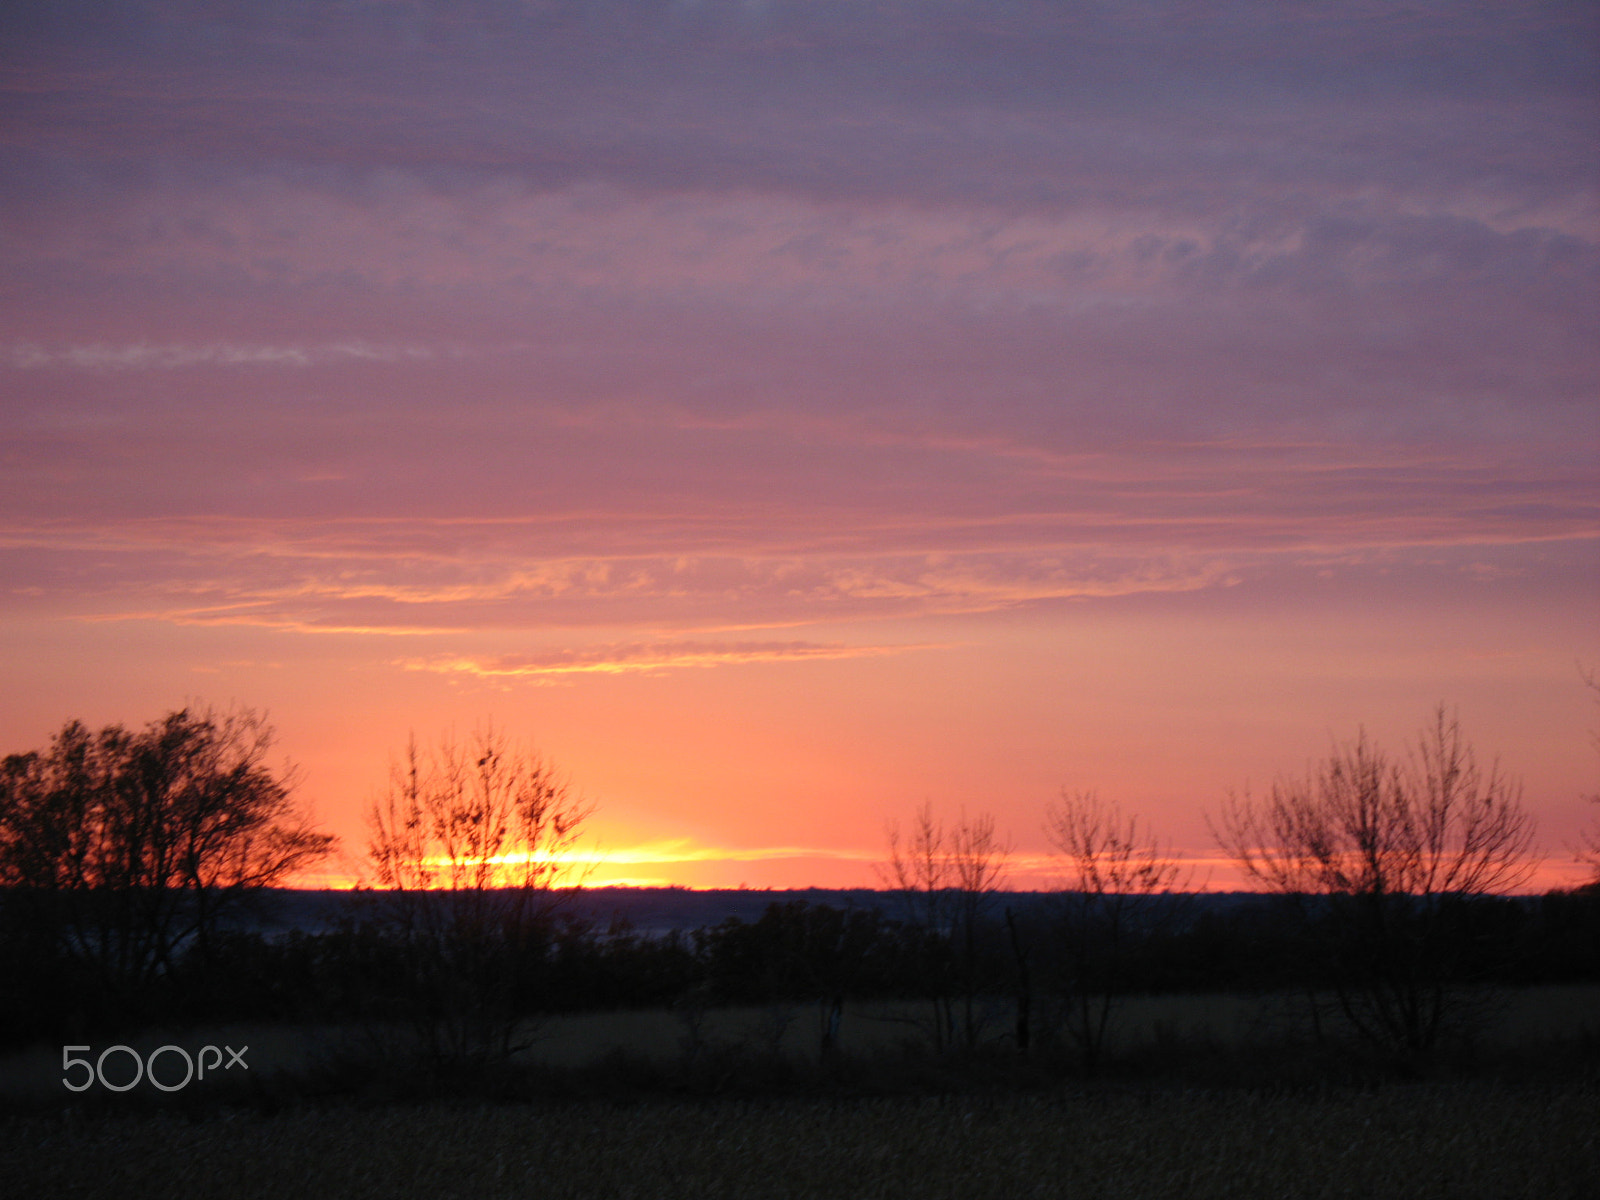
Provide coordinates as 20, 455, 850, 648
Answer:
1, 0, 1596, 890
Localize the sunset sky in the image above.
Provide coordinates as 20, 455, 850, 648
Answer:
2, 0, 1596, 890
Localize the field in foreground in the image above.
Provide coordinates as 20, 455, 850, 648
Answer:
4, 984, 1597, 1107
2, 1083, 1596, 1200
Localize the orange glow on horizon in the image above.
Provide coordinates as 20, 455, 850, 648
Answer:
284, 841, 1591, 895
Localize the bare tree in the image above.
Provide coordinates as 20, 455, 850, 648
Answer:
1578, 666, 1600, 888
881, 801, 953, 934
0, 706, 333, 1012
1211, 706, 1536, 1060
364, 725, 592, 1066
878, 801, 1009, 1051
1045, 790, 1191, 1073
1580, 828, 1600, 887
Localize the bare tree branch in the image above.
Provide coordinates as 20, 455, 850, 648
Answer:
877, 801, 1010, 1051
1045, 790, 1191, 1071
1209, 706, 1538, 1059
363, 724, 594, 1066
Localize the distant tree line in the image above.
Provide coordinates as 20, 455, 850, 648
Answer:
4, 880, 1594, 1056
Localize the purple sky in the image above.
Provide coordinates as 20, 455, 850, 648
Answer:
2, 1, 1596, 887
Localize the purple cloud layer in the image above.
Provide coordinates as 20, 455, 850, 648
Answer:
0, 0, 1594, 643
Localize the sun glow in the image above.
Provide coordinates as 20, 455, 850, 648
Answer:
294, 838, 884, 890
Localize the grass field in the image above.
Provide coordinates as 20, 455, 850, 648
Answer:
1, 987, 1594, 1198
1, 984, 1596, 1107
2, 1082, 1596, 1199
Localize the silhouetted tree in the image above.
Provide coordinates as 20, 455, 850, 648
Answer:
1212, 706, 1536, 1062
1045, 790, 1190, 1072
1578, 667, 1600, 888
0, 706, 333, 1026
364, 725, 592, 1066
880, 802, 1009, 1050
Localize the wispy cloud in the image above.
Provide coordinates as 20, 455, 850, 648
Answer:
6, 341, 440, 369
1, 460, 1591, 635
397, 640, 941, 681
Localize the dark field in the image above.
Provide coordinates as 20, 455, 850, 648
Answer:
2, 984, 1597, 1199
3, 1082, 1596, 1200
3, 984, 1597, 1104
